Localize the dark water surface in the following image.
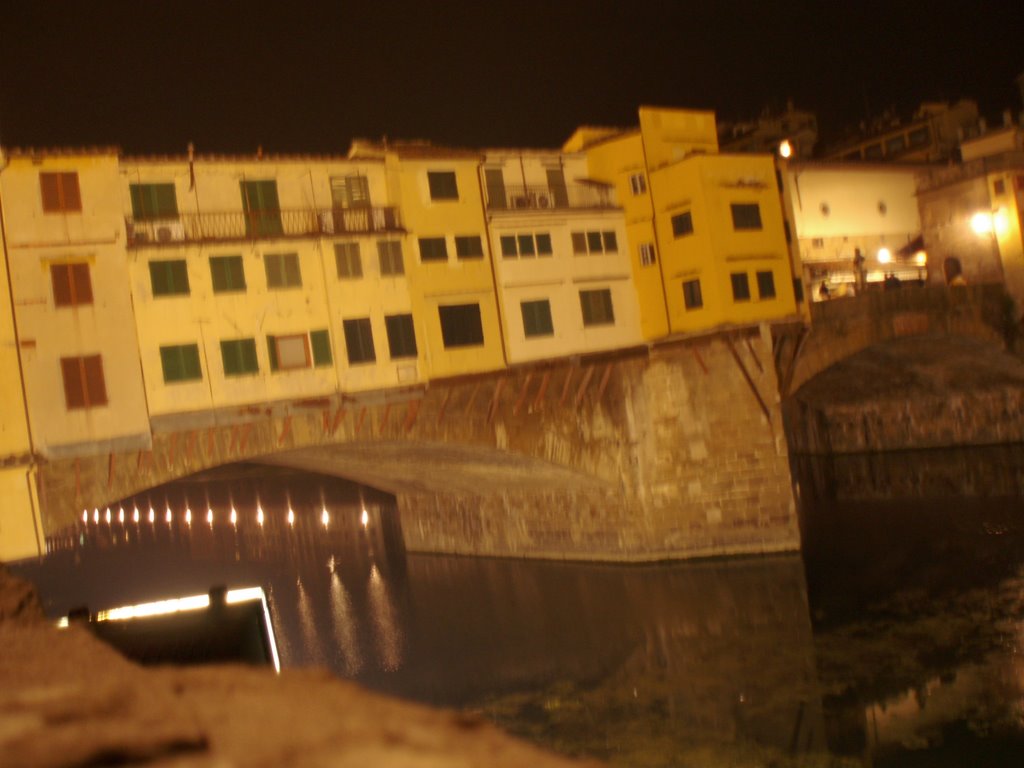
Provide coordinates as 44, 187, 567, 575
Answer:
14, 450, 1024, 767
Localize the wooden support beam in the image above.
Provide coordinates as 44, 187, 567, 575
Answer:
107, 452, 116, 490
726, 335, 771, 424
745, 337, 764, 373
74, 458, 81, 503
512, 372, 533, 416
379, 402, 392, 434
403, 399, 420, 432
574, 366, 596, 407
691, 347, 708, 374
532, 370, 551, 411
487, 378, 506, 422
240, 423, 253, 452
355, 406, 367, 436
168, 433, 179, 467
780, 326, 809, 397
206, 428, 217, 460
276, 416, 292, 446
185, 431, 198, 464
436, 390, 452, 425
321, 409, 331, 435
331, 406, 346, 435
464, 382, 481, 415
559, 368, 575, 407
595, 362, 614, 402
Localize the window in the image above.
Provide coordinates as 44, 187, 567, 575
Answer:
793, 277, 804, 303
501, 232, 553, 258
40, 172, 81, 213
518, 234, 537, 257
438, 304, 484, 348
571, 231, 618, 255
671, 211, 694, 237
377, 241, 404, 275
50, 262, 93, 306
731, 203, 762, 230
149, 259, 190, 297
908, 126, 930, 147
731, 272, 751, 301
682, 279, 703, 310
160, 344, 202, 383
343, 318, 375, 364
60, 355, 106, 409
521, 300, 554, 338
535, 233, 552, 255
885, 135, 906, 155
757, 270, 776, 299
385, 314, 417, 359
129, 183, 178, 220
419, 237, 448, 262
240, 180, 282, 237
330, 175, 370, 208
994, 179, 1006, 196
455, 235, 484, 259
500, 235, 518, 257
267, 334, 309, 371
864, 143, 884, 160
629, 173, 647, 195
310, 329, 332, 366
334, 242, 362, 278
639, 243, 656, 267
579, 289, 614, 326
427, 171, 459, 200
210, 255, 246, 293
220, 338, 259, 376
264, 253, 301, 288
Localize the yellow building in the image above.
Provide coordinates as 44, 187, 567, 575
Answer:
480, 149, 641, 363
122, 151, 419, 426
567, 106, 798, 338
351, 141, 506, 379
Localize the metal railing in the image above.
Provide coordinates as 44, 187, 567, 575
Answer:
126, 206, 402, 247
486, 183, 617, 212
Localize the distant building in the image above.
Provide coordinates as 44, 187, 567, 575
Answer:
718, 101, 818, 159
778, 161, 927, 297
825, 100, 979, 164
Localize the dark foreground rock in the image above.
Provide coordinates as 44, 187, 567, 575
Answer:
0, 566, 598, 767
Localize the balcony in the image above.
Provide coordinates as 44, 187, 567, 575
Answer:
126, 206, 402, 248
486, 183, 617, 212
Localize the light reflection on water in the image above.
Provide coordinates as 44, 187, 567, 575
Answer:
16, 452, 1024, 766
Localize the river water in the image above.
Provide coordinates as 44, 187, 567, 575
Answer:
14, 446, 1024, 767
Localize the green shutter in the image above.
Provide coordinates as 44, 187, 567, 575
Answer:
130, 185, 145, 219
160, 344, 201, 383
267, 335, 279, 371
310, 330, 332, 366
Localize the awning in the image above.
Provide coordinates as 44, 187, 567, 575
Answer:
897, 235, 925, 258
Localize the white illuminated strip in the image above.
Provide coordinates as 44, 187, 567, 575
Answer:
225, 587, 282, 673
95, 593, 211, 622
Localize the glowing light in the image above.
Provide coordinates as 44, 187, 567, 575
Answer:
778, 139, 793, 158
230, 508, 237, 526
118, 507, 125, 524
97, 594, 210, 622
914, 250, 928, 267
132, 506, 140, 523
971, 211, 994, 234
257, 505, 265, 527
321, 508, 330, 527
877, 247, 892, 264
148, 507, 155, 524
361, 509, 369, 527
165, 507, 172, 524
994, 209, 1010, 236
185, 508, 192, 525
82, 509, 88, 523
93, 508, 99, 524
287, 508, 295, 526
56, 616, 69, 628
104, 508, 111, 524
207, 508, 214, 526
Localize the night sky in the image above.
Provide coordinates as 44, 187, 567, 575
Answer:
1, 1, 1022, 155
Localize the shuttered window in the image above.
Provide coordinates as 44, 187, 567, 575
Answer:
310, 329, 333, 366
438, 304, 484, 348
334, 242, 362, 278
267, 334, 309, 371
419, 237, 448, 262
160, 344, 202, 383
521, 300, 554, 337
50, 262, 93, 306
264, 253, 301, 288
40, 172, 82, 213
149, 259, 190, 296
343, 318, 376, 364
210, 256, 246, 293
385, 314, 417, 359
377, 241, 404, 275
579, 289, 615, 326
220, 338, 259, 376
455, 235, 484, 259
60, 355, 107, 409
130, 183, 178, 220
240, 180, 283, 236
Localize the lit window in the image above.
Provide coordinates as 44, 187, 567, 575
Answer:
267, 334, 309, 371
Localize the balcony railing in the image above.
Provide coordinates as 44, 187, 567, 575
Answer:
486, 183, 617, 212
126, 206, 402, 248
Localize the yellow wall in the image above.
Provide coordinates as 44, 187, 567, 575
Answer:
393, 154, 506, 378
0, 205, 32, 460
0, 465, 42, 561
651, 154, 797, 333
638, 106, 719, 170
989, 170, 1024, 310
1, 153, 151, 458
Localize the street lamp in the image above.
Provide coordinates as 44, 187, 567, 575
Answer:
778, 139, 793, 159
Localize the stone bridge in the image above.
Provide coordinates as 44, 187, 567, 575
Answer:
777, 284, 1024, 454
38, 326, 798, 562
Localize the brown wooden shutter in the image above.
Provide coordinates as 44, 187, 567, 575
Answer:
51, 264, 72, 306
61, 173, 82, 211
40, 173, 62, 212
83, 355, 107, 406
71, 263, 93, 304
61, 357, 86, 408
